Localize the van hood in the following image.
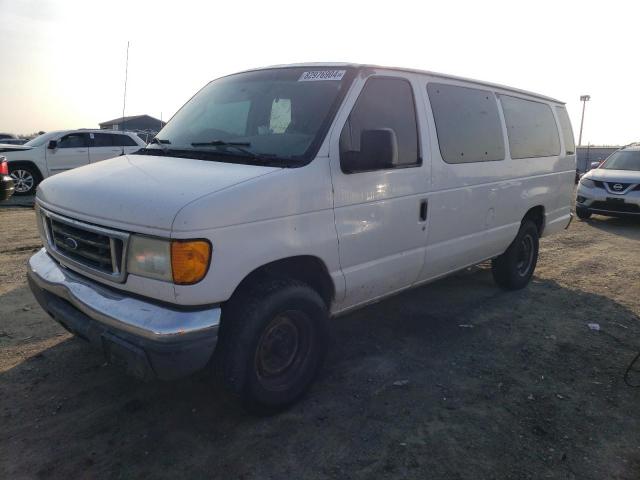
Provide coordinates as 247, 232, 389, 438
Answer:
37, 154, 280, 232
0, 144, 33, 153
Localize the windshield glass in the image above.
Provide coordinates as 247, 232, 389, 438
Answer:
151, 67, 355, 164
601, 150, 640, 171
24, 131, 60, 147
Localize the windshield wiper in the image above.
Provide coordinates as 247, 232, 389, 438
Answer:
190, 140, 285, 164
149, 137, 171, 153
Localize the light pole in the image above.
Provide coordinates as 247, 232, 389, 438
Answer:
578, 95, 590, 147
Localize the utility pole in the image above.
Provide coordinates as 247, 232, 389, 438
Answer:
578, 95, 590, 146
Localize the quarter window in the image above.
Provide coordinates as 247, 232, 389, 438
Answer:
499, 95, 561, 159
427, 83, 505, 163
340, 77, 419, 172
114, 134, 138, 147
555, 106, 575, 154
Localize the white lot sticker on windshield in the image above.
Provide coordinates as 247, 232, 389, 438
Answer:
298, 70, 346, 82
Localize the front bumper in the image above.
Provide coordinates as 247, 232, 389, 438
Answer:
576, 184, 640, 217
27, 248, 221, 380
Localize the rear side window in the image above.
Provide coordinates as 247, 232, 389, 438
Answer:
113, 134, 138, 147
499, 95, 561, 159
340, 77, 419, 171
555, 106, 575, 155
92, 133, 114, 147
427, 83, 505, 163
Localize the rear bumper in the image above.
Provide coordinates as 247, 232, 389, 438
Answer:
27, 248, 221, 380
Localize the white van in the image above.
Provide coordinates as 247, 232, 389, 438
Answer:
28, 64, 575, 411
1, 129, 145, 195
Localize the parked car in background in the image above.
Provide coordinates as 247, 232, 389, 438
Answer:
0, 133, 28, 145
1, 129, 146, 195
27, 64, 575, 411
0, 157, 15, 201
576, 143, 640, 219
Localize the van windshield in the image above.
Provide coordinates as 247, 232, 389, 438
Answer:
149, 67, 355, 166
601, 150, 640, 172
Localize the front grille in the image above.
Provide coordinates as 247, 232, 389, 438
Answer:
39, 208, 129, 282
48, 218, 119, 272
594, 180, 605, 189
590, 201, 640, 213
605, 182, 633, 193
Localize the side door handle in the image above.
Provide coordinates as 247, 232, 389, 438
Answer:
419, 199, 428, 222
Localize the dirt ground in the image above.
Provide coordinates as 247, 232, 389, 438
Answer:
2, 203, 640, 480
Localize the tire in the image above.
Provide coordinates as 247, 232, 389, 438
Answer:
576, 206, 592, 220
9, 164, 40, 196
214, 278, 329, 414
491, 219, 539, 290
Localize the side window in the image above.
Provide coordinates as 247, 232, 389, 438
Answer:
91, 133, 114, 147
113, 134, 138, 146
58, 133, 88, 148
340, 77, 419, 172
499, 95, 561, 159
269, 98, 292, 133
555, 106, 576, 155
427, 83, 505, 163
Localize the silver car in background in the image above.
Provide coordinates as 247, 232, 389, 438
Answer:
576, 144, 640, 219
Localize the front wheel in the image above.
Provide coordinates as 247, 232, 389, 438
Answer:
214, 279, 329, 413
9, 165, 40, 196
492, 220, 539, 290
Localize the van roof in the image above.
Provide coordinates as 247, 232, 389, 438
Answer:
243, 62, 565, 105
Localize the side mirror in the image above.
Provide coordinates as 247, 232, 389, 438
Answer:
47, 140, 57, 150
341, 128, 398, 173
590, 161, 601, 169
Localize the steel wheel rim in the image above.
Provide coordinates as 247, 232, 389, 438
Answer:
10, 169, 34, 193
254, 311, 312, 391
516, 234, 534, 277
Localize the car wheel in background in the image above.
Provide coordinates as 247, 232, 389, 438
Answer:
576, 206, 592, 220
9, 165, 40, 196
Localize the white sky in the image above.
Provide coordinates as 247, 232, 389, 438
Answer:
0, 0, 637, 145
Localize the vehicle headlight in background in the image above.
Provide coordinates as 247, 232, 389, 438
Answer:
126, 235, 211, 284
579, 177, 595, 188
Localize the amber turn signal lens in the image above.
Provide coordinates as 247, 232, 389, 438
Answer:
171, 240, 211, 285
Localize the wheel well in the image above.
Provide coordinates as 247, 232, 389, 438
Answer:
8, 161, 43, 181
232, 256, 335, 308
523, 206, 545, 235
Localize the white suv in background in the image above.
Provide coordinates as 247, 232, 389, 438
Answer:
0, 129, 146, 195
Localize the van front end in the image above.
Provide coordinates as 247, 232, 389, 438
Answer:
27, 204, 221, 381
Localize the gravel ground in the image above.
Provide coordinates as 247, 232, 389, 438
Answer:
1, 205, 640, 479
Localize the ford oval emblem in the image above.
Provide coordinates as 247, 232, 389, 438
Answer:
613, 183, 624, 191
63, 237, 78, 250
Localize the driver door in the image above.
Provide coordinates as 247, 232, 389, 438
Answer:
46, 132, 90, 174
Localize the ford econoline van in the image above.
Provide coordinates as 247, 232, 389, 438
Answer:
28, 64, 575, 411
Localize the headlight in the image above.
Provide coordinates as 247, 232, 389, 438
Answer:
579, 177, 595, 188
127, 235, 211, 284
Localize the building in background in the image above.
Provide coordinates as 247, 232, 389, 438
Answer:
99, 114, 166, 143
576, 145, 620, 174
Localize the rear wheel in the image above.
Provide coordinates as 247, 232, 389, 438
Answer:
492, 220, 539, 290
9, 165, 40, 195
215, 278, 329, 414
576, 206, 592, 220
